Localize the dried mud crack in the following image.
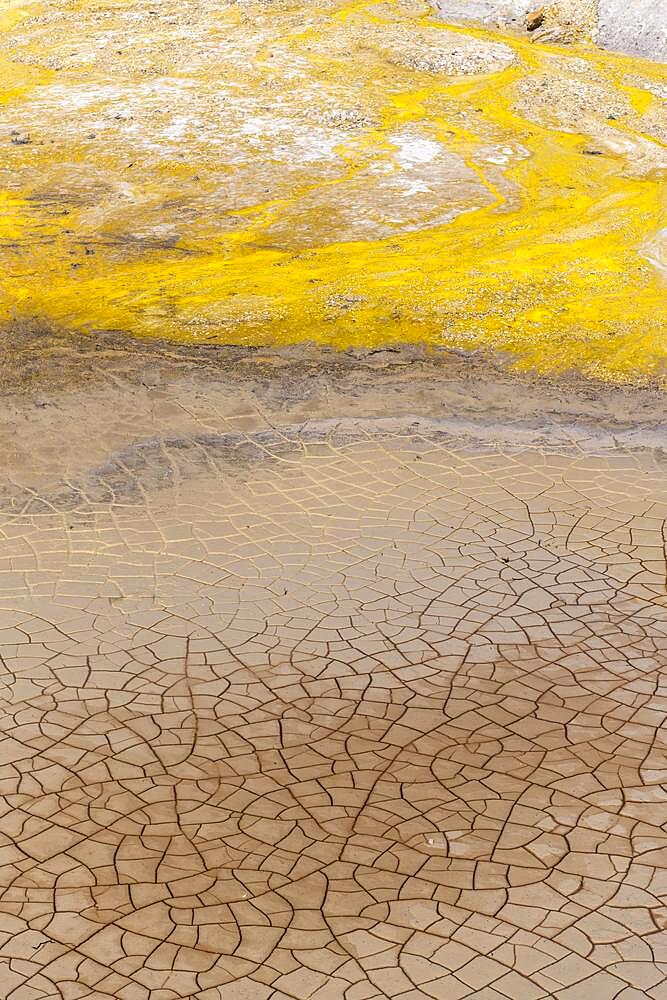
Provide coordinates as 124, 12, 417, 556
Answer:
1, 0, 666, 997
1, 358, 667, 999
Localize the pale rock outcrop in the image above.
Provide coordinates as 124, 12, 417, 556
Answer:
437, 0, 666, 60
598, 0, 666, 62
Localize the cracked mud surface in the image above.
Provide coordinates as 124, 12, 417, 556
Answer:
1, 364, 667, 1000
1, 0, 667, 994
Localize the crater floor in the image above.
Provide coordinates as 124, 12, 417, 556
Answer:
1, 2, 667, 997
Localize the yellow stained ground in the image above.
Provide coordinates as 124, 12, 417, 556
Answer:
0, 0, 665, 380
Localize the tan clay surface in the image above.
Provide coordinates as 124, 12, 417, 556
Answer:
1, 367, 666, 999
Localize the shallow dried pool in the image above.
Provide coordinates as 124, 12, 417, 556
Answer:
1, 376, 667, 998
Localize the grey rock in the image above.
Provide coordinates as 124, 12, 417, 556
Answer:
437, 0, 667, 61
437, 0, 533, 27
597, 0, 667, 62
